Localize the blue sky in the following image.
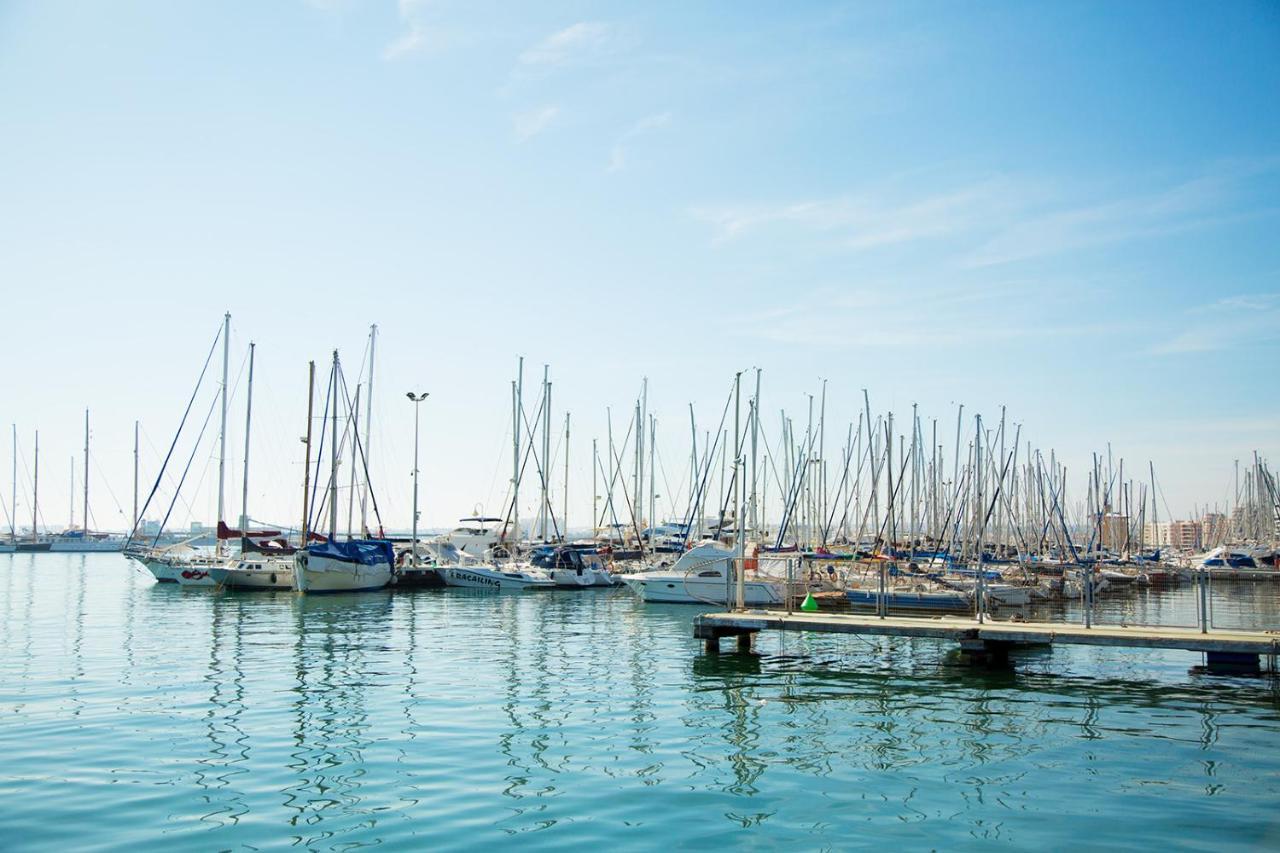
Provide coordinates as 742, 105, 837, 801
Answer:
0, 1, 1277, 533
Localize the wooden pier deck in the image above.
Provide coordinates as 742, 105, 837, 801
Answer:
693, 611, 1280, 672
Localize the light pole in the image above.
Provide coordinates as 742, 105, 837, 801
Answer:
406, 392, 429, 568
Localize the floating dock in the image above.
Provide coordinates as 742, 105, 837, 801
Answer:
693, 611, 1280, 673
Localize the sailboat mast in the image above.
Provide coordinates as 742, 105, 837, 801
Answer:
563, 413, 570, 541
69, 457, 74, 530
132, 421, 139, 538
301, 361, 315, 545
11, 425, 17, 541
215, 311, 230, 557
361, 324, 376, 537
329, 351, 340, 542
32, 430, 39, 541
512, 356, 523, 548
83, 408, 90, 535
240, 343, 255, 539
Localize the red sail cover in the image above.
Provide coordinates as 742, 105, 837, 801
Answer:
217, 520, 284, 540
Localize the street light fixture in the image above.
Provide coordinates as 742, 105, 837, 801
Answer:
406, 392, 429, 569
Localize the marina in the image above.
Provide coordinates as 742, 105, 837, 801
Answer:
4, 2, 1280, 849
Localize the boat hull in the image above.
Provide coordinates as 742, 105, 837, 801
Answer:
441, 566, 553, 590
845, 589, 971, 613
293, 551, 391, 593
622, 574, 783, 605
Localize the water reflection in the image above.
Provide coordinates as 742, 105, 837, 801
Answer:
3, 556, 1280, 850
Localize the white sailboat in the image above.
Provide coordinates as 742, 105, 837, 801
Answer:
293, 347, 395, 594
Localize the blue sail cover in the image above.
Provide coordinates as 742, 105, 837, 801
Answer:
308, 539, 395, 567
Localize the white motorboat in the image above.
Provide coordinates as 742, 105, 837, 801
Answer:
622, 541, 784, 605
441, 516, 508, 559
293, 540, 395, 593
440, 563, 554, 590
210, 556, 295, 590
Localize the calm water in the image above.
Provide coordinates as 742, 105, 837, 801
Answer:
2, 554, 1279, 850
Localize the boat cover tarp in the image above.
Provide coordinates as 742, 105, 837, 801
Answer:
308, 539, 394, 567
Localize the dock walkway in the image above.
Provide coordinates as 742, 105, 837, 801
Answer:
693, 611, 1280, 672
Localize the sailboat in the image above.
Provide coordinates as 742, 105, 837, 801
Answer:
50, 410, 124, 552
15, 430, 51, 552
126, 314, 236, 585
293, 350, 395, 593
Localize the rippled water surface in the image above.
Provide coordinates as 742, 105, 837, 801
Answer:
2, 554, 1280, 850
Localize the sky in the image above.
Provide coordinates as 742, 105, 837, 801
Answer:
0, 1, 1277, 535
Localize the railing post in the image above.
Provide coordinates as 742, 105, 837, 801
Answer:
1199, 568, 1209, 634
786, 558, 793, 614
878, 560, 887, 619
736, 558, 745, 612
1083, 567, 1092, 629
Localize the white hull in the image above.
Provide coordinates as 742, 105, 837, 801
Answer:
293, 551, 392, 593
551, 567, 619, 587
441, 565, 553, 590
622, 574, 783, 605
49, 539, 124, 553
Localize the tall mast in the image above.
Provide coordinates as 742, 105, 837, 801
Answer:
346, 386, 361, 538
83, 408, 89, 534
750, 369, 761, 540
240, 343, 255, 538
648, 414, 656, 545
11, 425, 17, 541
511, 356, 523, 548
132, 420, 139, 538
215, 311, 230, 557
301, 361, 316, 545
563, 412, 570, 541
361, 324, 376, 537
329, 351, 340, 542
69, 456, 74, 530
540, 365, 550, 541
32, 430, 39, 541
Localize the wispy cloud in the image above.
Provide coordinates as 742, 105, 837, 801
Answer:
1151, 292, 1280, 355
513, 105, 559, 142
608, 112, 672, 172
720, 281, 1126, 350
520, 22, 611, 66
693, 159, 1280, 267
691, 180, 1023, 249
383, 0, 430, 60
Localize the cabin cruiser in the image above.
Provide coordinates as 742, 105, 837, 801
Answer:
441, 516, 508, 559
210, 556, 295, 590
293, 539, 395, 593
622, 541, 784, 605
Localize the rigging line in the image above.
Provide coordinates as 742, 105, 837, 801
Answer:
152, 376, 225, 547
338, 367, 385, 533
595, 417, 636, 533
306, 364, 335, 536
127, 320, 223, 548
591, 414, 630, 531
680, 384, 735, 547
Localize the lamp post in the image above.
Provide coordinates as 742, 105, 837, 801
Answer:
406, 392, 429, 568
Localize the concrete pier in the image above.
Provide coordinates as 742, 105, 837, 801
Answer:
693, 611, 1280, 673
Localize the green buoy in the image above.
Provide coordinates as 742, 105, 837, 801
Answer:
800, 592, 818, 612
